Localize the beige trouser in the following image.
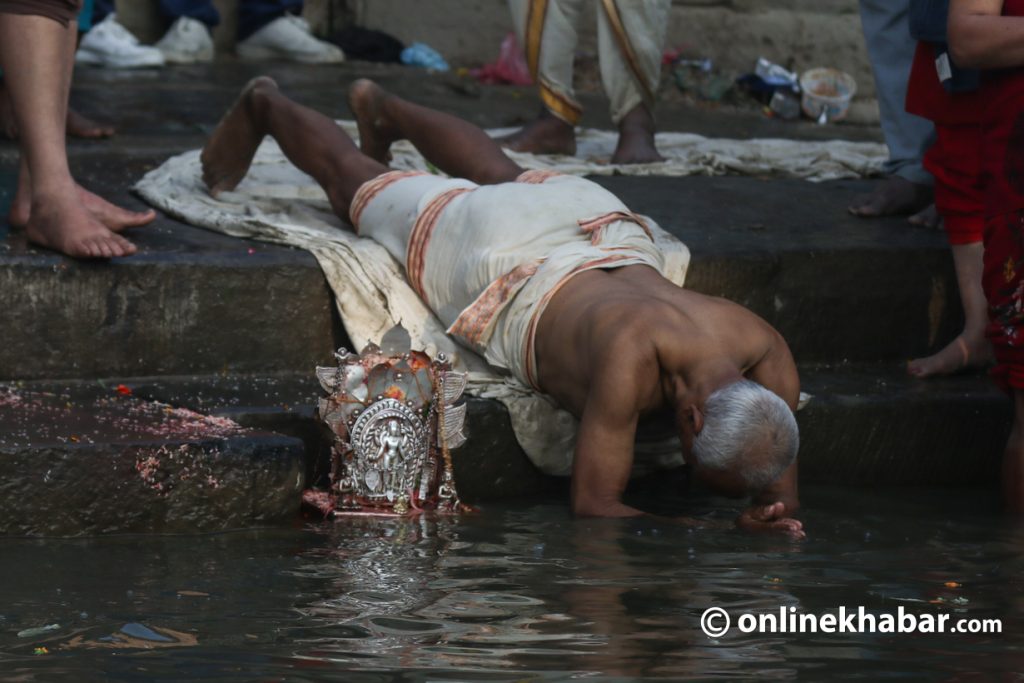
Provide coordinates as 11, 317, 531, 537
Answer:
508, 0, 670, 125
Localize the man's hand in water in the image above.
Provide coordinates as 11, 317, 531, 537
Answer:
736, 502, 805, 540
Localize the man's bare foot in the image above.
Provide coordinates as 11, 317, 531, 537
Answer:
908, 203, 941, 229
611, 105, 663, 164
24, 193, 137, 259
8, 182, 154, 231
347, 78, 403, 164
498, 109, 576, 156
849, 176, 933, 217
66, 108, 115, 139
201, 76, 276, 196
908, 333, 993, 378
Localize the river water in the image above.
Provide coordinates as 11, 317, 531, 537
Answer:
0, 486, 1019, 681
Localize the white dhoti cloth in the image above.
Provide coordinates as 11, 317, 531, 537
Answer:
352, 169, 665, 389
509, 0, 671, 125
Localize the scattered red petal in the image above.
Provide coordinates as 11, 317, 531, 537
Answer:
116, 384, 132, 396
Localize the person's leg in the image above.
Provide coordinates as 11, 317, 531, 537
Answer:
908, 124, 990, 377
981, 208, 1024, 512
850, 0, 935, 218
0, 0, 114, 141
0, 12, 151, 256
201, 77, 387, 218
500, 0, 583, 155
347, 79, 523, 185
596, 0, 668, 164
203, 78, 525, 220
908, 242, 991, 376
11, 12, 143, 225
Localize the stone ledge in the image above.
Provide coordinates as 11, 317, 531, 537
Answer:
0, 384, 305, 535
119, 365, 1013, 494
0, 170, 954, 379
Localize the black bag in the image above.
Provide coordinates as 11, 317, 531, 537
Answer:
332, 26, 405, 64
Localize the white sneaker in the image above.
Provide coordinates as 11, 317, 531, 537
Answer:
236, 15, 345, 64
76, 14, 166, 69
155, 17, 214, 64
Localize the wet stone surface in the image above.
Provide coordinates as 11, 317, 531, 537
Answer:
126, 374, 563, 503
0, 384, 304, 536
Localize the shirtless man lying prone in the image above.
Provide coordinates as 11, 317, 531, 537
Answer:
201, 77, 804, 537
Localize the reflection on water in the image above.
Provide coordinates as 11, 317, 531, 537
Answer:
0, 487, 1020, 681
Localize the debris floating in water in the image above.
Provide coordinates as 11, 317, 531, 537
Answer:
33, 647, 48, 655
119, 623, 175, 642
18, 624, 59, 638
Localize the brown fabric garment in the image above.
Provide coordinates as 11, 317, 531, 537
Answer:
0, 0, 83, 26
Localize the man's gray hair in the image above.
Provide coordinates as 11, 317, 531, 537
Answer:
691, 379, 799, 491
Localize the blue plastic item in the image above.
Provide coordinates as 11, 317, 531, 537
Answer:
400, 42, 450, 72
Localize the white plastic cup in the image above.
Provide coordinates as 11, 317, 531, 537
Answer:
799, 68, 857, 123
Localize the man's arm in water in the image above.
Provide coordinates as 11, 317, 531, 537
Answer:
740, 330, 804, 536
570, 346, 649, 518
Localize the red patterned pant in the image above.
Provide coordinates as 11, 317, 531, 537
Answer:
984, 209, 1024, 391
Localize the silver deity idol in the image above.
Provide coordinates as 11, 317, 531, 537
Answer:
312, 325, 468, 516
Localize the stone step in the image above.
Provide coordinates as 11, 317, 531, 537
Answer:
123, 373, 565, 504
593, 175, 961, 365
0, 152, 344, 381
0, 382, 305, 536
120, 364, 1013, 494
0, 165, 957, 379
4, 363, 1004, 535
797, 363, 1009, 487
2, 64, 928, 379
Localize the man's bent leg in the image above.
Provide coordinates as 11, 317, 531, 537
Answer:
348, 79, 523, 185
202, 77, 387, 219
